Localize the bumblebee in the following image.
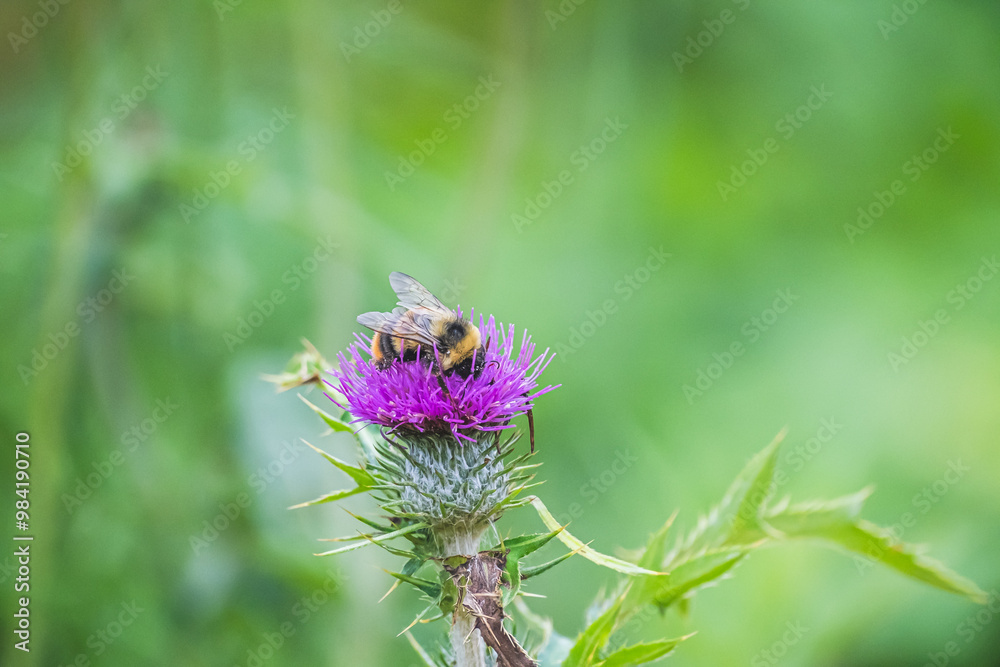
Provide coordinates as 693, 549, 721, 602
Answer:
357, 272, 486, 379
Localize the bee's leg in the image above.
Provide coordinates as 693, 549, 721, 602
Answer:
527, 408, 535, 453
436, 373, 462, 414
436, 373, 450, 397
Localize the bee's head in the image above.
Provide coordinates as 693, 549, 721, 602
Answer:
451, 345, 486, 379
441, 319, 486, 379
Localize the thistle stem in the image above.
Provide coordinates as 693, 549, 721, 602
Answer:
437, 523, 488, 667
450, 610, 487, 667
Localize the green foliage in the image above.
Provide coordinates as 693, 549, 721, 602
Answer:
594, 638, 690, 667
297, 395, 355, 433
528, 496, 665, 577
284, 338, 986, 667
491, 528, 564, 607
314, 521, 429, 557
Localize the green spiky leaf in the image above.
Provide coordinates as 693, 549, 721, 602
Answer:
288, 487, 366, 509
563, 591, 628, 667
652, 548, 748, 610
529, 497, 665, 577
762, 493, 986, 602
498, 529, 564, 560
621, 514, 677, 617
522, 549, 578, 580
595, 635, 692, 667
315, 522, 428, 556
299, 394, 354, 432
385, 569, 441, 598
302, 440, 375, 487
710, 428, 786, 547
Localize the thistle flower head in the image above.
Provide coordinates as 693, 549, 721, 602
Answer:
329, 313, 557, 443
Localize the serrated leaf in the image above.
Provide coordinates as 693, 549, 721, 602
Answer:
563, 590, 628, 667
670, 430, 786, 565
621, 514, 677, 618
761, 488, 871, 536
299, 394, 354, 432
758, 487, 986, 602
595, 635, 691, 667
287, 487, 366, 509
652, 548, 748, 609
770, 512, 986, 602
721, 429, 786, 543
302, 439, 375, 488
529, 497, 665, 577
315, 522, 427, 556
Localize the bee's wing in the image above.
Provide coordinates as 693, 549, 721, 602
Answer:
356, 309, 439, 349
389, 272, 451, 314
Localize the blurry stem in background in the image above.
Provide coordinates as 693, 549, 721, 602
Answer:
451, 0, 529, 281
14, 4, 102, 667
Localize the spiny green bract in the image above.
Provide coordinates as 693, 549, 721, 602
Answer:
369, 430, 533, 539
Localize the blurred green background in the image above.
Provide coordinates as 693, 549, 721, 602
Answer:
3, 1, 999, 665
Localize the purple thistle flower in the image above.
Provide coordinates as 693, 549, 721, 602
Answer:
328, 313, 557, 443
